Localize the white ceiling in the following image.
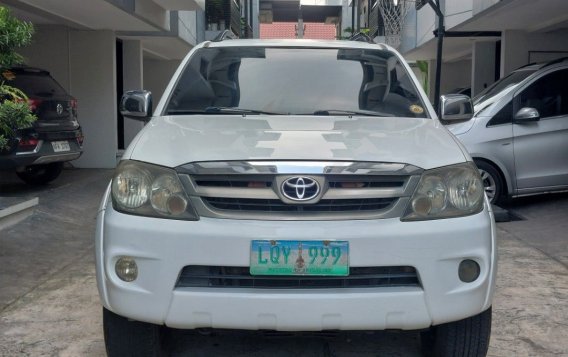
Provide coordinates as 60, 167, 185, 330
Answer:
8, 0, 162, 32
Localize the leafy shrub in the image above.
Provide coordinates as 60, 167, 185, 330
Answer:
0, 6, 35, 151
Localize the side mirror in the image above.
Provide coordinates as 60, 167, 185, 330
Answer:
120, 90, 152, 121
514, 107, 540, 123
440, 94, 474, 121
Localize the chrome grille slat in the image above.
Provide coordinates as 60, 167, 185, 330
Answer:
176, 161, 423, 220
203, 197, 396, 212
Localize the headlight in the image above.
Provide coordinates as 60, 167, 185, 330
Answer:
111, 160, 198, 220
402, 163, 484, 221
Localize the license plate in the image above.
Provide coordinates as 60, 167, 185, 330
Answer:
51, 141, 70, 152
250, 240, 349, 276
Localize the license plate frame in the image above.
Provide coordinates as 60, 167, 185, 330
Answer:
51, 141, 70, 152
250, 240, 349, 276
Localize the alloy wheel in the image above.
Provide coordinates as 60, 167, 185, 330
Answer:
479, 169, 496, 202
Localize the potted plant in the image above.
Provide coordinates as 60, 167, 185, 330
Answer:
0, 6, 36, 153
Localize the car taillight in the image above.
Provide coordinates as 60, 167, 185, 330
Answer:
28, 99, 43, 112
18, 138, 39, 151
70, 99, 77, 110
77, 135, 84, 147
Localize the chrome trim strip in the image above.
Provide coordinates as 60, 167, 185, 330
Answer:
177, 161, 423, 176
15, 140, 44, 156
32, 152, 81, 165
190, 196, 410, 221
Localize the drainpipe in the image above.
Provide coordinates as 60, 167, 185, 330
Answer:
351, 0, 355, 34
297, 4, 304, 38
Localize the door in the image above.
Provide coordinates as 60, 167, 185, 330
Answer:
513, 68, 568, 191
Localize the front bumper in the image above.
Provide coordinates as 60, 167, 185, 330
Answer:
95, 186, 497, 331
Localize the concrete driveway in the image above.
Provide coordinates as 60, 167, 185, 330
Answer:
1, 169, 567, 356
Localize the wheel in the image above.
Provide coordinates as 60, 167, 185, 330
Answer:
421, 307, 492, 357
474, 161, 504, 205
16, 162, 63, 185
103, 307, 166, 357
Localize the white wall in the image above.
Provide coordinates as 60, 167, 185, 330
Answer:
122, 40, 144, 148
69, 30, 117, 168
444, 0, 472, 29
178, 10, 198, 45
18, 25, 71, 91
501, 30, 568, 76
472, 0, 500, 16
19, 26, 119, 169
426, 59, 471, 102
415, 5, 436, 47
472, 41, 496, 96
143, 58, 181, 107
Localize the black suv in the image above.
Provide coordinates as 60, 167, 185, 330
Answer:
0, 67, 83, 185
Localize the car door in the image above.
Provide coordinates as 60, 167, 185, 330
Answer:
513, 68, 568, 192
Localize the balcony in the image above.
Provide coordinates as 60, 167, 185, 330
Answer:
205, 0, 252, 39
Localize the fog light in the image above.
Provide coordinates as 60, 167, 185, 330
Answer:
458, 259, 480, 283
115, 257, 138, 282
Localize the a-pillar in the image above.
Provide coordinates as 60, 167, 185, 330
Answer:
471, 41, 497, 97
69, 30, 117, 168
122, 40, 145, 148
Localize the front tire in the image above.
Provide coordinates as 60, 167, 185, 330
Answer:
474, 161, 504, 206
16, 162, 63, 185
421, 307, 492, 357
103, 307, 166, 357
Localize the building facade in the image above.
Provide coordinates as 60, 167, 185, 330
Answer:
397, 0, 568, 100
1, 0, 254, 168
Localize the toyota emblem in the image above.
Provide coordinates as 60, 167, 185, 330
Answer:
281, 176, 320, 201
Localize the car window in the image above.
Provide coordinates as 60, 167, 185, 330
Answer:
473, 69, 536, 105
487, 101, 513, 126
8, 73, 68, 98
517, 68, 568, 119
165, 47, 429, 118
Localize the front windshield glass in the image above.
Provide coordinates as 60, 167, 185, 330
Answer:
165, 47, 428, 118
473, 69, 536, 105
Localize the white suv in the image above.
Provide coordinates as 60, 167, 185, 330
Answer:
96, 38, 496, 357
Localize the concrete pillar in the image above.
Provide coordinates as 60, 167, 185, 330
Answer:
253, 0, 260, 38
471, 41, 496, 97
122, 40, 145, 148
69, 30, 117, 169
500, 30, 527, 77
427, 59, 437, 104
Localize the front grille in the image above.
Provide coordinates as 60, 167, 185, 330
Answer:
175, 266, 420, 289
203, 197, 396, 212
176, 161, 423, 220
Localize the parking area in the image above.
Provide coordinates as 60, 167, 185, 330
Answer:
0, 169, 567, 356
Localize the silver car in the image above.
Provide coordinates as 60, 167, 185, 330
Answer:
445, 58, 568, 204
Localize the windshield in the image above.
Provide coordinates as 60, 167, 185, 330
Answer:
165, 47, 428, 118
473, 69, 536, 105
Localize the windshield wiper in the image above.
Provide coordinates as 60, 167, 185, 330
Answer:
204, 106, 286, 115
310, 109, 393, 117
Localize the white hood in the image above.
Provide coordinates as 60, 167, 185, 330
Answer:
127, 115, 467, 170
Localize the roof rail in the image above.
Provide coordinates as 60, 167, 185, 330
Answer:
212, 30, 237, 42
348, 32, 375, 44
541, 56, 568, 68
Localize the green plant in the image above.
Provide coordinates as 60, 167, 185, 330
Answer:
0, 6, 35, 151
416, 60, 429, 94
338, 27, 371, 40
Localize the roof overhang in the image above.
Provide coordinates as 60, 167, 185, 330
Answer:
403, 0, 568, 61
